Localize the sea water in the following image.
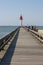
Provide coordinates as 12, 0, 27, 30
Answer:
0, 26, 43, 39
0, 26, 18, 39
37, 26, 43, 30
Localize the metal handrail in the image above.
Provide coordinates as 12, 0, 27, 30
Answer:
29, 29, 43, 43
0, 27, 19, 51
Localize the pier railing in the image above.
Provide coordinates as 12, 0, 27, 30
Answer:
29, 29, 43, 43
0, 27, 19, 51
22, 27, 43, 42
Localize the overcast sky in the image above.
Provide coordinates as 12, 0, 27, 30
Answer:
0, 0, 43, 26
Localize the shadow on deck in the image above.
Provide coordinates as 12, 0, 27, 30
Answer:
0, 30, 20, 65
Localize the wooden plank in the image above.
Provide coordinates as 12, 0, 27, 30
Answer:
10, 28, 43, 65
0, 27, 43, 65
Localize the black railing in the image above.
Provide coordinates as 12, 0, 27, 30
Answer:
29, 29, 43, 42
0, 27, 19, 51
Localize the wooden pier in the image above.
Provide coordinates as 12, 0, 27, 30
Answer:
0, 27, 43, 65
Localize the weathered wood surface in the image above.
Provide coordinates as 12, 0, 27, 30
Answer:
0, 27, 43, 65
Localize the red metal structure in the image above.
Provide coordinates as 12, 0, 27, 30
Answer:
20, 15, 23, 26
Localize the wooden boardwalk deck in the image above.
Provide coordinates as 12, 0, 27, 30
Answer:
0, 27, 43, 65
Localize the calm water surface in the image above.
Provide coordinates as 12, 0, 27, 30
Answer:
0, 26, 18, 39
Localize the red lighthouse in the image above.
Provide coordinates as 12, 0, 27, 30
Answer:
20, 15, 23, 26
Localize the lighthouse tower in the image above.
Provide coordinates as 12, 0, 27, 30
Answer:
20, 15, 23, 26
